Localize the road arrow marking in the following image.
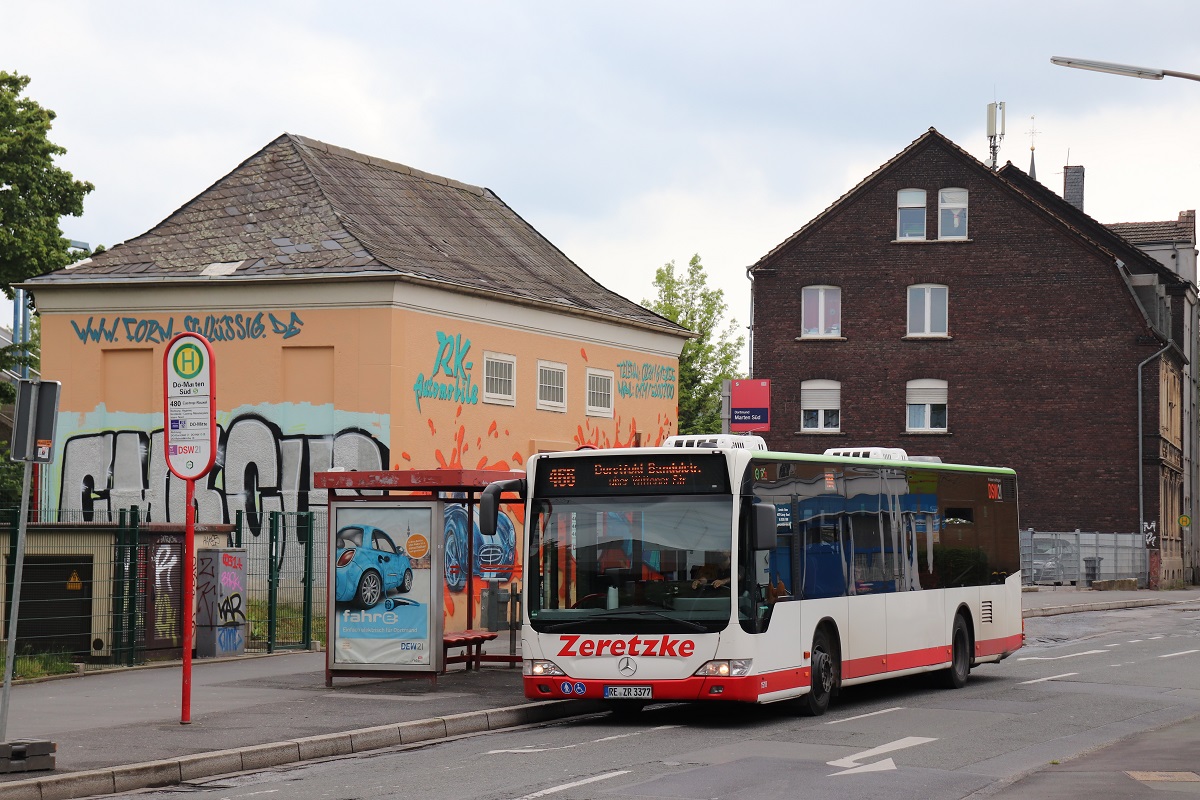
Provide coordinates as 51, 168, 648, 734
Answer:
830, 758, 898, 776
826, 736, 937, 775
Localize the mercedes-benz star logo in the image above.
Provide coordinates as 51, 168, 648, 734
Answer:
617, 656, 637, 677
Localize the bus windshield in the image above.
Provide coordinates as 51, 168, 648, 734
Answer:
527, 495, 735, 634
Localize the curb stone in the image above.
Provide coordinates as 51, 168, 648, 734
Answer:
0, 699, 601, 800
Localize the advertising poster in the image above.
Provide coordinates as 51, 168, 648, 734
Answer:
329, 501, 442, 670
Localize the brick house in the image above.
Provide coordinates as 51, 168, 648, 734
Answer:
748, 128, 1189, 587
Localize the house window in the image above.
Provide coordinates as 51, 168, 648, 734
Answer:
586, 368, 614, 418
801, 379, 841, 431
537, 360, 567, 412
801, 286, 841, 337
938, 189, 968, 239
897, 189, 927, 240
483, 351, 516, 406
907, 379, 947, 432
907, 284, 948, 336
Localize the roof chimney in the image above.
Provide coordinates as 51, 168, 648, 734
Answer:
1064, 165, 1085, 212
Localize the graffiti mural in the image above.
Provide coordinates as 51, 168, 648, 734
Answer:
69, 311, 305, 345
413, 331, 478, 412
57, 410, 388, 525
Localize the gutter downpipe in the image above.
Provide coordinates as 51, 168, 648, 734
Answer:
1139, 341, 1172, 582
745, 265, 755, 377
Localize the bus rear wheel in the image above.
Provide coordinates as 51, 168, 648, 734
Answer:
800, 627, 838, 716
941, 614, 971, 689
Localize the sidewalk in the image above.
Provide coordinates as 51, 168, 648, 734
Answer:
6, 587, 1200, 800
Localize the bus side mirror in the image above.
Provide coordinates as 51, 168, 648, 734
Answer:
481, 478, 527, 538
754, 503, 777, 550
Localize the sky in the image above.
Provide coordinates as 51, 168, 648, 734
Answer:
6, 1, 1200, 369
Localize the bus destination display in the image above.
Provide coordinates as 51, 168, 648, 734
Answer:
535, 454, 729, 496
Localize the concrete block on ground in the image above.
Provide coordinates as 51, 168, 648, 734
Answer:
113, 759, 183, 793
240, 742, 301, 771
441, 711, 489, 738
1092, 578, 1138, 591
38, 770, 116, 800
178, 749, 243, 781
294, 733, 353, 761
398, 718, 447, 744
350, 725, 401, 753
10, 741, 55, 757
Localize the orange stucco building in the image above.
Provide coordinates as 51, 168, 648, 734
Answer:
25, 134, 689, 631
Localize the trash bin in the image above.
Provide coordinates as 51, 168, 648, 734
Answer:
1083, 556, 1103, 587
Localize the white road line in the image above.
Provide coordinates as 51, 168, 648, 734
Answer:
1105, 644, 1121, 647
1019, 672, 1078, 684
1149, 636, 1165, 640
1159, 649, 1200, 659
1129, 639, 1144, 643
1017, 649, 1107, 661
514, 770, 630, 800
826, 707, 904, 725
488, 726, 680, 754
594, 725, 680, 742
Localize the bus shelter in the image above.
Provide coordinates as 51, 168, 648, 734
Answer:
315, 469, 524, 686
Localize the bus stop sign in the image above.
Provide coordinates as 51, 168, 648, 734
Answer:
163, 333, 216, 481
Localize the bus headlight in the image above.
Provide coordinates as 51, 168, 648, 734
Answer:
693, 659, 752, 677
523, 659, 566, 677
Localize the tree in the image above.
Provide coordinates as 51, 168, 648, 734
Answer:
0, 72, 93, 401
643, 254, 745, 434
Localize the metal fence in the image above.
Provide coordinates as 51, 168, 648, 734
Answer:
1020, 530, 1148, 588
0, 504, 332, 678
234, 510, 326, 653
0, 508, 174, 678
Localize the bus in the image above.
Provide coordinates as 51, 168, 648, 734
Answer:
479, 435, 1023, 716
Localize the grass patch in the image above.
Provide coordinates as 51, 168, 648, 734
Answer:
4, 647, 77, 679
245, 597, 326, 648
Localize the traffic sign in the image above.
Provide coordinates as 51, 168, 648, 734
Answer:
163, 333, 216, 481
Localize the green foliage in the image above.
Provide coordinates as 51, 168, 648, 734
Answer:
0, 441, 23, 506
0, 72, 93, 296
643, 254, 745, 434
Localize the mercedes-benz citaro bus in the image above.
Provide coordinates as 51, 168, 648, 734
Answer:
479, 435, 1023, 716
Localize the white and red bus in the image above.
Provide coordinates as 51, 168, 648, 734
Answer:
480, 435, 1023, 715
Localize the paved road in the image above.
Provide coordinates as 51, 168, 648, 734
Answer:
117, 601, 1200, 800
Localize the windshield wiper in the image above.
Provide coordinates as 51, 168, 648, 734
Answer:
544, 610, 708, 632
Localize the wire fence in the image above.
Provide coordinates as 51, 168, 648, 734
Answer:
233, 509, 326, 653
0, 506, 330, 678
1020, 529, 1148, 588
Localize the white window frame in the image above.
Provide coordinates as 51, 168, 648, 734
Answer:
537, 360, 567, 412
482, 351, 517, 406
801, 285, 841, 338
906, 378, 948, 432
907, 284, 949, 337
897, 189, 927, 240
800, 379, 841, 432
938, 188, 968, 240
585, 368, 614, 418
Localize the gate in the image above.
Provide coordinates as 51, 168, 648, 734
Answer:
234, 510, 323, 652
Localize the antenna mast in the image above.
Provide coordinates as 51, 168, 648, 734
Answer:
987, 101, 1006, 169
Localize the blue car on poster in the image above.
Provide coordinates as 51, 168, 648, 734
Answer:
335, 525, 414, 608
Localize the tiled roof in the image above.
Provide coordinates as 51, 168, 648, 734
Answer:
1106, 212, 1196, 246
29, 134, 688, 337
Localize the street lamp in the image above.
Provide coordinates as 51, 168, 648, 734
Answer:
1050, 56, 1200, 83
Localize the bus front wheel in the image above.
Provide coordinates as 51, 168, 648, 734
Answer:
941, 614, 971, 689
800, 627, 838, 716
